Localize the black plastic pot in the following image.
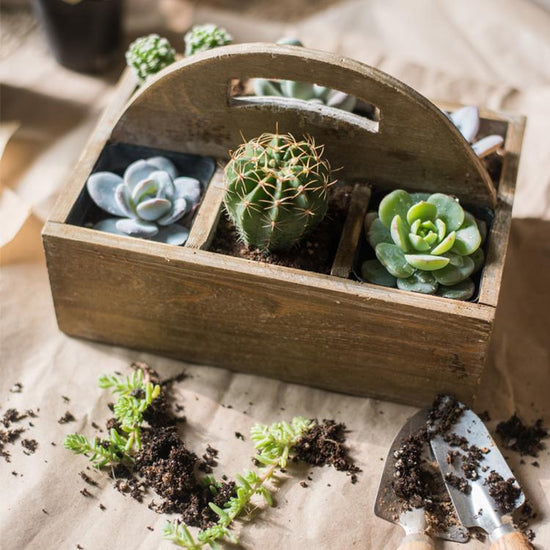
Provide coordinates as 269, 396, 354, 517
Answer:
32, 0, 123, 73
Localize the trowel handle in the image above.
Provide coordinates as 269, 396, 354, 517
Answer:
490, 532, 533, 550
396, 533, 435, 550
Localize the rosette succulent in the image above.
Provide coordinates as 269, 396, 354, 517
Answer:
450, 105, 504, 158
86, 157, 202, 245
184, 24, 232, 57
252, 38, 357, 112
223, 132, 332, 251
125, 34, 176, 82
362, 190, 485, 300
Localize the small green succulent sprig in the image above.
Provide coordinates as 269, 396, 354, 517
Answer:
163, 417, 314, 549
64, 369, 160, 468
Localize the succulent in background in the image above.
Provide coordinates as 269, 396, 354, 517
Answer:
87, 156, 202, 245
125, 34, 176, 82
450, 105, 504, 158
361, 190, 485, 300
252, 38, 357, 112
223, 132, 333, 251
184, 24, 233, 56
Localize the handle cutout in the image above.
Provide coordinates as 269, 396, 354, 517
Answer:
229, 78, 380, 134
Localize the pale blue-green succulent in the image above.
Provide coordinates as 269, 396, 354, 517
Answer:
184, 24, 232, 57
86, 157, 202, 245
362, 190, 486, 300
252, 38, 357, 112
125, 34, 176, 82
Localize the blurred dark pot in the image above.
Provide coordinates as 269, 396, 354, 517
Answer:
32, 0, 123, 73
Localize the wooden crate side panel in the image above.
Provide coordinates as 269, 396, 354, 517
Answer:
43, 227, 493, 407
478, 116, 526, 306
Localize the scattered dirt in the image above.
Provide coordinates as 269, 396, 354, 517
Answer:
496, 414, 548, 457
21, 438, 38, 455
79, 472, 98, 487
9, 382, 23, 393
293, 419, 361, 483
58, 411, 76, 424
210, 184, 353, 274
485, 471, 521, 514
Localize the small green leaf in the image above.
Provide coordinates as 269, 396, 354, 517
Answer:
406, 201, 437, 225
424, 231, 438, 246
404, 254, 450, 271
367, 217, 393, 249
390, 215, 410, 251
428, 193, 464, 232
410, 219, 421, 235
361, 259, 397, 288
436, 278, 475, 301
375, 243, 415, 278
396, 271, 438, 294
452, 212, 482, 255
379, 190, 413, 229
433, 255, 475, 285
470, 247, 485, 273
408, 233, 430, 252
436, 218, 446, 241
409, 192, 431, 202
431, 231, 456, 255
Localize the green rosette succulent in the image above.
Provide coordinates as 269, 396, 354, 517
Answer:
125, 34, 176, 82
362, 190, 485, 300
184, 24, 232, 57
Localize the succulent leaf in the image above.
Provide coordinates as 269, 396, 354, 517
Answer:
116, 218, 159, 237
253, 79, 283, 97
472, 134, 504, 158
223, 132, 331, 251
151, 224, 190, 245
280, 80, 316, 100
174, 177, 202, 205
451, 212, 482, 255
379, 190, 414, 229
147, 156, 178, 179
390, 215, 411, 252
436, 278, 475, 301
93, 218, 126, 235
157, 198, 188, 226
408, 233, 431, 252
431, 231, 456, 255
325, 90, 357, 112
450, 105, 480, 143
470, 247, 485, 273
87, 172, 126, 217
396, 271, 438, 295
404, 254, 450, 271
427, 193, 464, 232
367, 217, 393, 249
136, 198, 172, 221
361, 259, 397, 288
375, 243, 415, 278
433, 255, 475, 285
406, 201, 437, 225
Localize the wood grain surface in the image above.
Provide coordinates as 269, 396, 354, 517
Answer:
111, 43, 497, 208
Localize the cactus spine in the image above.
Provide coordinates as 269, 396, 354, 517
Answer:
223, 132, 333, 251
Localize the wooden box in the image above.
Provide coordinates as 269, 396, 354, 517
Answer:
42, 44, 525, 406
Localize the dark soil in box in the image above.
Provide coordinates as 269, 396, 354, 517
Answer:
210, 183, 353, 274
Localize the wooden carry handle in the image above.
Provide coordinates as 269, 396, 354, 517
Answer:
396, 533, 435, 550
112, 43, 496, 209
491, 532, 533, 550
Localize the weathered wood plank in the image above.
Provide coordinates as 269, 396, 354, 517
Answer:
331, 184, 371, 278
43, 221, 494, 406
111, 44, 496, 208
478, 115, 526, 306
186, 167, 225, 250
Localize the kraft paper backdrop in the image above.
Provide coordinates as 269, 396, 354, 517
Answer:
1, 1, 549, 549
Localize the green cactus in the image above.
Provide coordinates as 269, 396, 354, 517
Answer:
184, 24, 232, 57
362, 190, 485, 300
125, 34, 176, 82
223, 132, 333, 251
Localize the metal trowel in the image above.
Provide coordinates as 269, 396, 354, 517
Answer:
375, 409, 469, 550
430, 399, 533, 549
